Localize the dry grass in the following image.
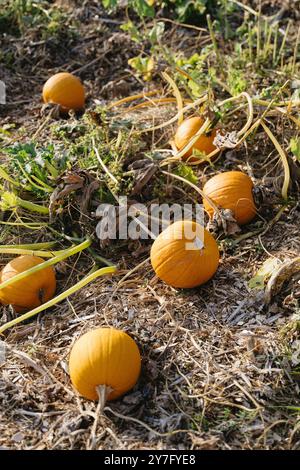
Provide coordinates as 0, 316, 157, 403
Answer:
1, 0, 300, 450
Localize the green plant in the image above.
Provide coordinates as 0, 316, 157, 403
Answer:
4, 143, 67, 196
290, 137, 300, 162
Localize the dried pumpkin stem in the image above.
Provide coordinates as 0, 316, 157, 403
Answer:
161, 170, 221, 216
253, 98, 300, 108
218, 92, 254, 137
107, 90, 160, 109
123, 97, 192, 113
0, 265, 116, 334
92, 138, 118, 185
96, 384, 112, 413
207, 14, 223, 77
138, 94, 208, 134
0, 238, 92, 292
88, 384, 114, 450
260, 120, 290, 200
173, 118, 211, 159
161, 71, 184, 125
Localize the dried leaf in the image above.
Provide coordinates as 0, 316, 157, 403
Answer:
128, 159, 158, 195
264, 257, 300, 304
49, 170, 100, 221
207, 208, 241, 235
248, 257, 282, 290
213, 131, 239, 149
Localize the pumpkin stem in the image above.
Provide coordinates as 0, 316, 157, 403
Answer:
96, 384, 113, 413
161, 170, 222, 217
107, 90, 161, 110
88, 384, 113, 450
138, 94, 208, 134
161, 71, 184, 125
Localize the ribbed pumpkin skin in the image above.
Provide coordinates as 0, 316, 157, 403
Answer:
69, 328, 141, 401
0, 255, 56, 313
150, 220, 219, 288
203, 171, 256, 225
174, 116, 218, 161
42, 72, 85, 112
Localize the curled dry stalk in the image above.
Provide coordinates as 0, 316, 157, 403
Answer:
138, 94, 208, 134
260, 120, 290, 200
160, 91, 254, 166
123, 97, 192, 113
106, 90, 161, 109
92, 137, 118, 185
264, 257, 300, 304
161, 170, 222, 217
173, 117, 211, 159
161, 71, 184, 125
0, 265, 117, 334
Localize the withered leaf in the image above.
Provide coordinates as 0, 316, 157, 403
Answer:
207, 208, 241, 235
128, 159, 158, 196
264, 256, 300, 304
49, 170, 100, 221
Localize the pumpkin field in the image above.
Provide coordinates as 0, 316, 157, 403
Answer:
1, 0, 300, 451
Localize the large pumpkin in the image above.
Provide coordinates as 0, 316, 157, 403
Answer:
69, 328, 141, 401
42, 72, 85, 112
203, 171, 256, 225
0, 255, 56, 313
150, 220, 219, 288
174, 116, 218, 161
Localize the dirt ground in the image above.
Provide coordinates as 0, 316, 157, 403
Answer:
0, 0, 300, 450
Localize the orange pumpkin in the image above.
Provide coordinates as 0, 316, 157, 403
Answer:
69, 328, 141, 401
150, 220, 219, 288
203, 171, 256, 225
0, 255, 56, 313
42, 72, 85, 112
174, 116, 218, 162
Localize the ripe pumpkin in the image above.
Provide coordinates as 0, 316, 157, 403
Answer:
69, 328, 141, 401
203, 171, 256, 225
42, 72, 85, 112
0, 255, 56, 313
150, 220, 219, 288
174, 116, 218, 161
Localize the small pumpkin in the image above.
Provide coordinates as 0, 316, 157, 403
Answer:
203, 171, 256, 225
42, 72, 85, 112
150, 220, 219, 288
174, 116, 218, 161
0, 255, 56, 313
69, 328, 141, 401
